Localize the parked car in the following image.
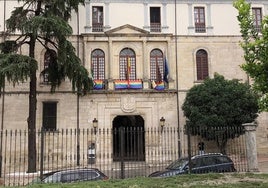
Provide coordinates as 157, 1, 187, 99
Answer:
148, 153, 236, 177
32, 168, 108, 184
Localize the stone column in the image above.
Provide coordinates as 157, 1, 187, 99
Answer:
107, 39, 114, 90
243, 122, 258, 172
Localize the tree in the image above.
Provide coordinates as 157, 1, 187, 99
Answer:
182, 74, 259, 154
234, 0, 268, 111
0, 0, 92, 172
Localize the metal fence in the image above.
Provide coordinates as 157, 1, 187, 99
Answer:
0, 126, 248, 186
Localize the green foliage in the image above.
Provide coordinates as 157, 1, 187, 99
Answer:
0, 40, 17, 54
0, 0, 88, 172
0, 0, 92, 94
234, 0, 268, 111
0, 54, 37, 88
182, 74, 259, 152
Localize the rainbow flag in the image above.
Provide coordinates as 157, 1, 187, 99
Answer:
114, 80, 128, 89
93, 80, 104, 89
152, 81, 165, 90
129, 80, 142, 89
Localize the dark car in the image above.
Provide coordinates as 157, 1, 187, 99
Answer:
32, 168, 108, 184
149, 153, 236, 177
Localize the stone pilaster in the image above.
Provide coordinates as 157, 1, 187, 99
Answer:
243, 122, 259, 172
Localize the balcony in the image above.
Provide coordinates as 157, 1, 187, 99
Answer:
92, 23, 104, 32
195, 23, 206, 33
150, 23, 161, 33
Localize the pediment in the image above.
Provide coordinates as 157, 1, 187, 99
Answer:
105, 24, 149, 35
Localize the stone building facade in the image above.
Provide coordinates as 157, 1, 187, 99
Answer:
0, 0, 268, 160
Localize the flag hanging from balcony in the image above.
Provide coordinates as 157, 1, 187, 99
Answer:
152, 61, 165, 90
93, 80, 104, 90
129, 79, 143, 89
114, 79, 142, 89
114, 80, 128, 89
164, 55, 169, 83
152, 80, 165, 90
127, 57, 131, 85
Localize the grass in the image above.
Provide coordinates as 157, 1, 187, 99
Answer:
23, 173, 268, 188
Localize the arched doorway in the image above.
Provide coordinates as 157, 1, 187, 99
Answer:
112, 115, 145, 161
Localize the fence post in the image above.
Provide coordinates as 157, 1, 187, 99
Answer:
120, 127, 125, 179
242, 122, 258, 172
186, 122, 192, 173
40, 127, 45, 180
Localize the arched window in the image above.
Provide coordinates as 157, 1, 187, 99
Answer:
91, 49, 105, 80
196, 49, 208, 80
43, 49, 56, 83
150, 49, 164, 81
119, 48, 136, 80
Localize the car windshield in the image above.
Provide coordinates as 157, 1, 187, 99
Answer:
166, 158, 188, 170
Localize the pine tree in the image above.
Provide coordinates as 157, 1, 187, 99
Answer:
0, 0, 92, 172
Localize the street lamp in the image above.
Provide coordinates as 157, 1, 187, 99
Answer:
160, 117, 165, 132
92, 118, 98, 135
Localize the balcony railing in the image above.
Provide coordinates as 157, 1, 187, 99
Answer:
150, 23, 161, 32
92, 23, 104, 32
195, 23, 206, 33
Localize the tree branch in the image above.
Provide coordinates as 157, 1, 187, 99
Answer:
37, 36, 59, 50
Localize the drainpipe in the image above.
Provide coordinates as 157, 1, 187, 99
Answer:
174, 0, 181, 158
76, 8, 80, 166
0, 0, 7, 178
0, 67, 4, 179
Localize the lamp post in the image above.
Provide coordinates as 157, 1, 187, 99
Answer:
92, 118, 98, 135
160, 117, 165, 132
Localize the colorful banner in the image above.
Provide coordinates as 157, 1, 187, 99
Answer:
114, 79, 142, 89
114, 80, 128, 89
93, 80, 104, 89
152, 80, 165, 90
129, 80, 142, 89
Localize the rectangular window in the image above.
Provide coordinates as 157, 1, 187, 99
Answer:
92, 6, 103, 32
150, 7, 161, 32
194, 7, 206, 33
252, 8, 262, 32
42, 102, 57, 131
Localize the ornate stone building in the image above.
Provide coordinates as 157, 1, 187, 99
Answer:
1, 0, 268, 159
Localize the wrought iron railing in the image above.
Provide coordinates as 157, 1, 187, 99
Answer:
0, 127, 248, 186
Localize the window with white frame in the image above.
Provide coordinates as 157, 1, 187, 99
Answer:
194, 7, 206, 33
92, 6, 103, 32
252, 7, 262, 32
150, 7, 161, 32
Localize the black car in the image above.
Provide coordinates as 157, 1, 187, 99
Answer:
149, 153, 236, 177
32, 168, 108, 184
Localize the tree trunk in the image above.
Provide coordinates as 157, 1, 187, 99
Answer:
26, 0, 42, 173
27, 35, 37, 173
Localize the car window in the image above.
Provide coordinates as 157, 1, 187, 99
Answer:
215, 156, 231, 164
167, 158, 188, 170
43, 173, 61, 183
61, 172, 80, 183
79, 170, 99, 180
194, 158, 204, 167
203, 156, 217, 166
191, 159, 197, 168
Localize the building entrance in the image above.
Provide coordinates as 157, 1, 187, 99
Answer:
112, 115, 145, 161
